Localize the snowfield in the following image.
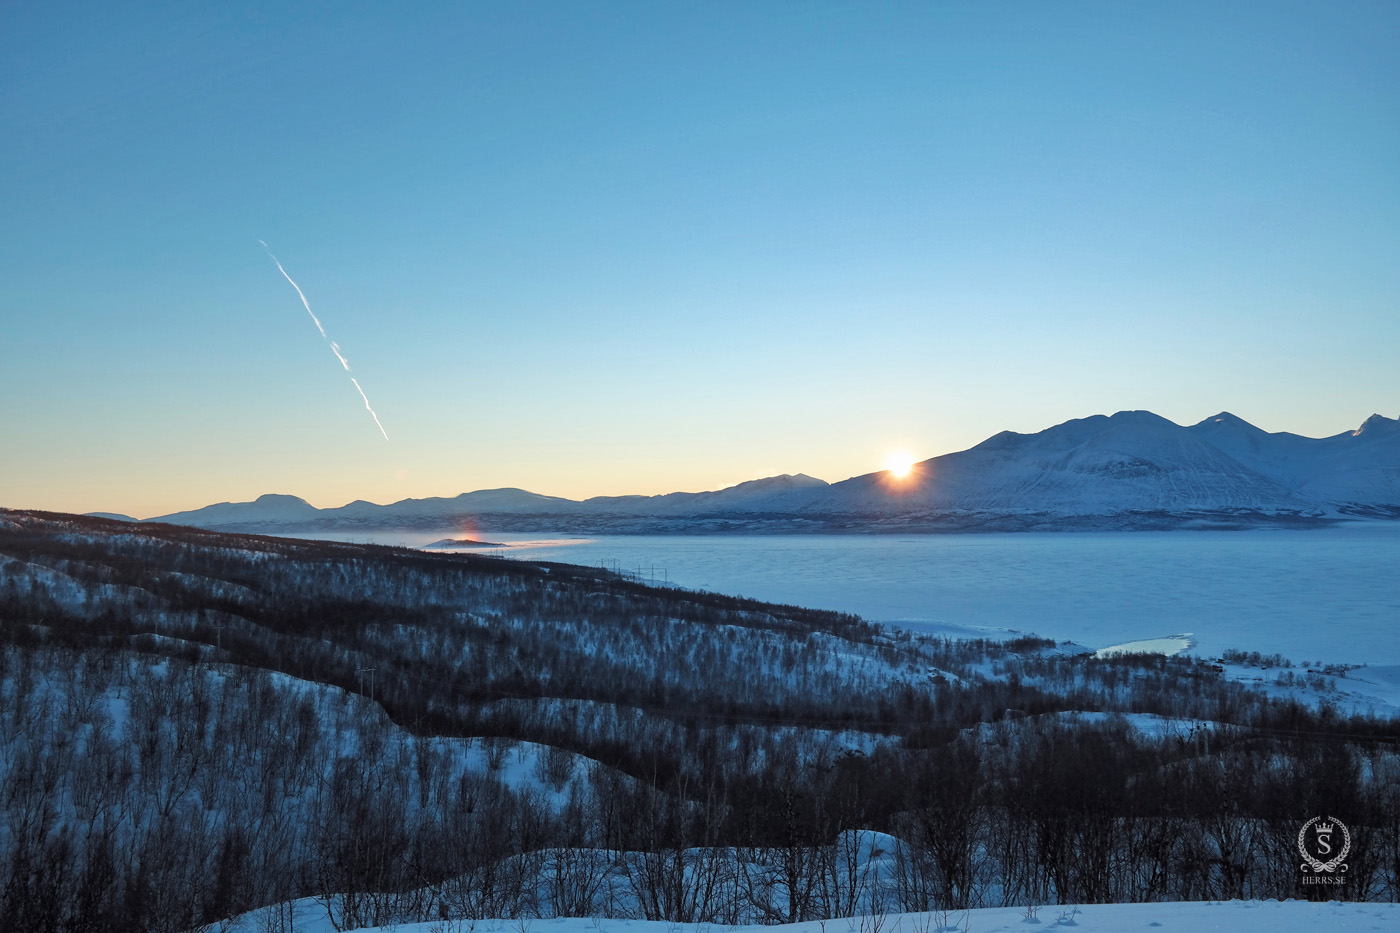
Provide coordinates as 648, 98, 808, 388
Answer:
221, 899, 1399, 933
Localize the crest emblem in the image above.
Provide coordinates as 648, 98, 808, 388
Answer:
1298, 816, 1350, 874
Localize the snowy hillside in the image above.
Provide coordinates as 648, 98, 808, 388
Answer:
142, 411, 1400, 533
3, 511, 1397, 931
224, 900, 1400, 933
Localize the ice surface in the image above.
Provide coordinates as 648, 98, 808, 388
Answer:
1096, 635, 1193, 658
470, 524, 1400, 667
299, 522, 1400, 667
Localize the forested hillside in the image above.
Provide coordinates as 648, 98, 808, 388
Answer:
1, 510, 1397, 931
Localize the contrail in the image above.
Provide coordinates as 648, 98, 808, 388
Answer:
259, 240, 325, 339
350, 377, 390, 439
259, 240, 389, 441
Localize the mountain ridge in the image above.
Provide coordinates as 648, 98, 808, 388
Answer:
146, 411, 1400, 533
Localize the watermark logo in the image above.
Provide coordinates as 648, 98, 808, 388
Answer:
1298, 816, 1349, 885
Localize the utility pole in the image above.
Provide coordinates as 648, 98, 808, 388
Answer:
357, 666, 377, 702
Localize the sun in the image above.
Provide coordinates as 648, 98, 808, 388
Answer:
884, 451, 917, 479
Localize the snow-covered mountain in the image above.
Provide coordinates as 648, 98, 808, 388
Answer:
816, 411, 1316, 517
147, 474, 836, 533
152, 493, 324, 527
1189, 411, 1400, 512
145, 411, 1400, 533
83, 511, 138, 522
585, 472, 830, 514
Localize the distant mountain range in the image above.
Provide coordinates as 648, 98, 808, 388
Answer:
137, 410, 1400, 534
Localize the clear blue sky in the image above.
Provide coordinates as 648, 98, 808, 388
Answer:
2, 1, 1397, 517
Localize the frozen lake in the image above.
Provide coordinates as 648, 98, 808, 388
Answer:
306, 523, 1400, 666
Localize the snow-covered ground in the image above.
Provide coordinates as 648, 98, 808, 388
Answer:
967, 711, 1239, 745
1208, 656, 1400, 718
222, 899, 1399, 933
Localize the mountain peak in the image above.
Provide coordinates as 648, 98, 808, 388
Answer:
738, 473, 829, 489
971, 411, 1175, 453
1354, 413, 1400, 438
1106, 410, 1175, 427
252, 494, 313, 507
1191, 411, 1268, 435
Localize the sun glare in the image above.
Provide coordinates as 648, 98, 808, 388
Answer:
884, 451, 916, 479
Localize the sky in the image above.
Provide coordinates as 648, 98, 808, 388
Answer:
2, 1, 1397, 518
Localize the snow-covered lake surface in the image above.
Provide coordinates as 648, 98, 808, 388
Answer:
303, 523, 1400, 666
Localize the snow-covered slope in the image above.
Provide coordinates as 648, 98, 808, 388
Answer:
225, 892, 1398, 933
143, 411, 1399, 533
1191, 411, 1400, 514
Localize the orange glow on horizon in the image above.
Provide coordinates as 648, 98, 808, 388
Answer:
454, 516, 481, 542
883, 451, 917, 480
